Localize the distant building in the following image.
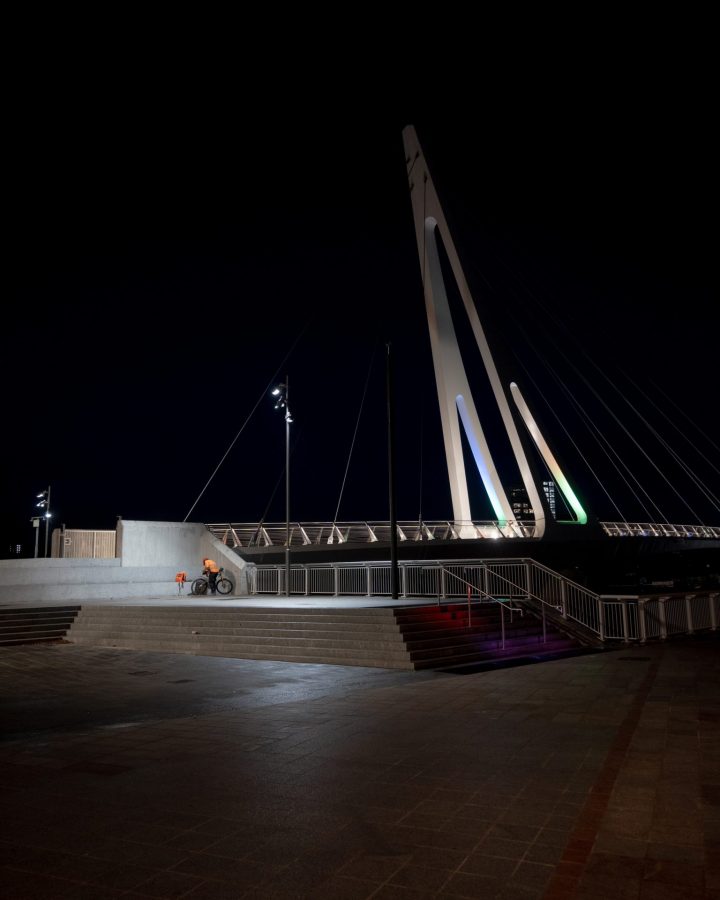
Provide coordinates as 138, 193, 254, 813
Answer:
509, 487, 533, 521
543, 480, 557, 518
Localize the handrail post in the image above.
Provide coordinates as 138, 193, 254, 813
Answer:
639, 599, 647, 644
710, 593, 718, 631
334, 565, 338, 597
542, 602, 547, 644
658, 597, 668, 640
440, 567, 446, 600
501, 604, 505, 649
366, 565, 371, 597
305, 567, 309, 596
598, 599, 606, 642
621, 601, 630, 644
685, 594, 694, 634
560, 579, 568, 618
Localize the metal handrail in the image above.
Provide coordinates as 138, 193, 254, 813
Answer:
433, 565, 526, 648
245, 558, 718, 646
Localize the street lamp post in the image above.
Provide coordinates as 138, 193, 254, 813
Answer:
271, 379, 293, 597
36, 486, 51, 558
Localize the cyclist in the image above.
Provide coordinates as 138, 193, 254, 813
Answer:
202, 557, 220, 594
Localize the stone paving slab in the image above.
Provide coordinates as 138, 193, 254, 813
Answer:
0, 634, 718, 898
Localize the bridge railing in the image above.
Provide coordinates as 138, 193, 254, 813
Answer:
208, 520, 720, 545
600, 521, 720, 538
600, 591, 719, 641
247, 558, 719, 645
206, 520, 539, 547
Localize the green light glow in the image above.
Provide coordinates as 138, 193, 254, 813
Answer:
510, 383, 588, 525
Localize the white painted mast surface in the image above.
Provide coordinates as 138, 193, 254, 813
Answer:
402, 125, 546, 536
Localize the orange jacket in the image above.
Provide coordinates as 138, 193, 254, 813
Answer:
203, 559, 220, 574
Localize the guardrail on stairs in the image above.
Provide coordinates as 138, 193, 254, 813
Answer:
248, 558, 719, 645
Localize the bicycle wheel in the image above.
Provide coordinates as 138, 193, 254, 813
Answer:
192, 578, 208, 595
216, 577, 233, 596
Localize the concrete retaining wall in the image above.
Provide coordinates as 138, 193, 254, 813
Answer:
0, 521, 251, 604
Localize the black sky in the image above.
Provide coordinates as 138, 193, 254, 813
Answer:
3, 74, 717, 555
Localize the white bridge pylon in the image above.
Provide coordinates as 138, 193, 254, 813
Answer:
402, 125, 546, 538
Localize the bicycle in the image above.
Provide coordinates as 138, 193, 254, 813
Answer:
191, 567, 234, 596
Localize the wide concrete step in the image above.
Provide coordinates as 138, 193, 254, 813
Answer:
73, 617, 403, 642
69, 636, 413, 666
411, 638, 578, 670
0, 605, 80, 646
397, 616, 500, 633
69, 628, 408, 651
0, 629, 73, 645
0, 613, 80, 628
0, 622, 76, 635
409, 634, 575, 663
403, 625, 561, 651
394, 607, 500, 619
70, 612, 399, 629
71, 604, 397, 616
0, 605, 82, 615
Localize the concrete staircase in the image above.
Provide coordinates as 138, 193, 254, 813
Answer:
395, 603, 580, 670
0, 606, 80, 646
67, 606, 413, 668
65, 603, 583, 669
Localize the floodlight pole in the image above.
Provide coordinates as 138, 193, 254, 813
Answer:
271, 380, 292, 597
386, 343, 399, 600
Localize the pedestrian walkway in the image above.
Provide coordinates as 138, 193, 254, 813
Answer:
0, 633, 718, 898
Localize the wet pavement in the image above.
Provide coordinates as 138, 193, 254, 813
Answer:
1, 634, 718, 898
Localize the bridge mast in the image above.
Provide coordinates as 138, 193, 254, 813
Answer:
402, 125, 546, 537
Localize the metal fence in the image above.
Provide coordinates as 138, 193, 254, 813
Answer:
51, 528, 117, 559
248, 557, 719, 646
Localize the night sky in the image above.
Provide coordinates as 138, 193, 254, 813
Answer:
3, 86, 717, 556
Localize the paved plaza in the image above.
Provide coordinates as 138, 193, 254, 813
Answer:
1, 633, 718, 899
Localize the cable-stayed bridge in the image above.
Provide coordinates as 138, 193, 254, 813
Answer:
202, 126, 719, 593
